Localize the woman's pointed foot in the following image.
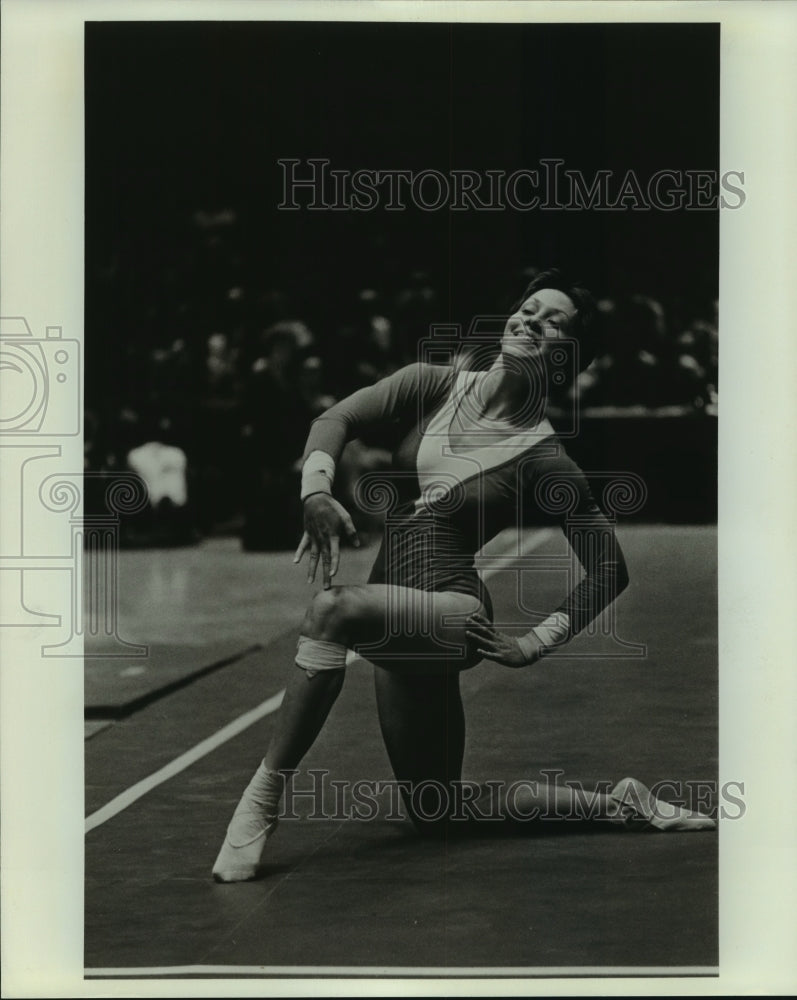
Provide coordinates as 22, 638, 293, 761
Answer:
213, 813, 277, 882
609, 776, 717, 832
212, 811, 278, 882
212, 761, 285, 882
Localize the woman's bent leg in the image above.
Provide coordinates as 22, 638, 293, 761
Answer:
212, 663, 346, 883
264, 582, 480, 771
263, 668, 345, 772
373, 668, 466, 836
213, 583, 483, 879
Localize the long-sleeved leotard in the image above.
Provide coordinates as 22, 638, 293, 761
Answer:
303, 362, 628, 644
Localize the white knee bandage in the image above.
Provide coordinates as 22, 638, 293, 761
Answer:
295, 635, 348, 677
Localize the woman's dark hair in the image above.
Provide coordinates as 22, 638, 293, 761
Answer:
513, 268, 599, 372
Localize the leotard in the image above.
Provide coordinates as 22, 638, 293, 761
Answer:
303, 362, 628, 640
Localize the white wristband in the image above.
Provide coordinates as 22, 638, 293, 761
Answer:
516, 632, 541, 663
300, 450, 336, 500
517, 612, 571, 662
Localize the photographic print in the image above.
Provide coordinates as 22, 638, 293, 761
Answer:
1, 1, 795, 996
81, 14, 720, 976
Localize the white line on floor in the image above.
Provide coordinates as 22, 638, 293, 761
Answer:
85, 529, 555, 834
84, 689, 285, 834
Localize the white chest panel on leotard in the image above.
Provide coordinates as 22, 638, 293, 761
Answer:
413, 371, 555, 512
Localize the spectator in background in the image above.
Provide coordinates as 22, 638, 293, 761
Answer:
322, 290, 396, 397
298, 355, 337, 418
127, 438, 191, 543
667, 311, 719, 411
240, 323, 316, 549
196, 332, 245, 532
574, 294, 670, 410
351, 289, 401, 385
93, 406, 198, 547
206, 332, 238, 397
244, 322, 316, 461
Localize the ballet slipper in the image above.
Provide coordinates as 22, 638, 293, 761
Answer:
212, 811, 278, 882
212, 762, 283, 882
609, 776, 717, 832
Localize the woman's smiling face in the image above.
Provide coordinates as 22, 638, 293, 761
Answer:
500, 287, 578, 358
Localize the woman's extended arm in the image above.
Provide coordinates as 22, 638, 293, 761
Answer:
551, 502, 630, 636
302, 362, 449, 478
467, 459, 630, 667
294, 362, 451, 587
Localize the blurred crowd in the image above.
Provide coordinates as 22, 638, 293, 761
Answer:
85, 209, 718, 546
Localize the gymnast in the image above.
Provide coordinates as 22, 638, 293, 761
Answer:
213, 269, 714, 882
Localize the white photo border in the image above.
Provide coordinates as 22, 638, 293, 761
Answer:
1, 0, 796, 996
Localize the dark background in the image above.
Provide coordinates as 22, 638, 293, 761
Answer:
86, 21, 719, 310
85, 20, 719, 534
